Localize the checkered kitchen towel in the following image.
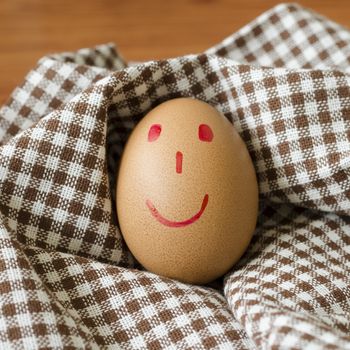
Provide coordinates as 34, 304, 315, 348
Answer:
0, 3, 349, 349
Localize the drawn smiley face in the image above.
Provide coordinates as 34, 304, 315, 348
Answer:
116, 98, 258, 284
145, 122, 213, 228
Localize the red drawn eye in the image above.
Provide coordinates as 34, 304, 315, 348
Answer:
148, 124, 162, 142
198, 124, 213, 142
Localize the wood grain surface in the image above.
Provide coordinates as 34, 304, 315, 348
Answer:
0, 0, 349, 104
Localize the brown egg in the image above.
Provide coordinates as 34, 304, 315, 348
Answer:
116, 98, 258, 284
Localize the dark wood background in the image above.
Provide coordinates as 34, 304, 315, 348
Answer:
1, 0, 349, 104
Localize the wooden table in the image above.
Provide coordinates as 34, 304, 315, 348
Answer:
1, 0, 349, 104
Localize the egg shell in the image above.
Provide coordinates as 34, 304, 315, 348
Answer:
116, 98, 258, 284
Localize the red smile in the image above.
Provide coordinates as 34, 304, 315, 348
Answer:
146, 194, 209, 228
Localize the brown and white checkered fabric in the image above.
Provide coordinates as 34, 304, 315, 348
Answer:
0, 44, 126, 146
206, 3, 350, 71
0, 3, 349, 349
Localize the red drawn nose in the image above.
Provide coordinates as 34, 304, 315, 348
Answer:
176, 151, 183, 174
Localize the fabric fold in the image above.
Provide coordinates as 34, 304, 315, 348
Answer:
224, 201, 350, 348
24, 246, 254, 349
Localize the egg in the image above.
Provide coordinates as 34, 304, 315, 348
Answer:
116, 98, 258, 284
